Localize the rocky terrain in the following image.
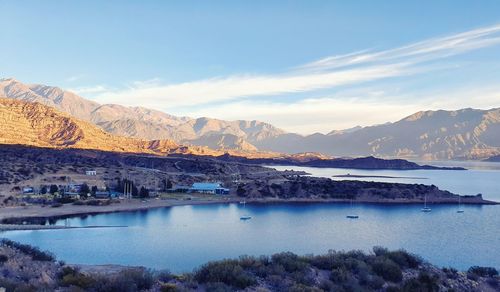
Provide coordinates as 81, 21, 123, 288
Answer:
0, 97, 263, 158
0, 239, 497, 291
484, 155, 500, 162
0, 78, 283, 152
254, 108, 500, 160
3, 78, 499, 160
0, 98, 464, 173
0, 145, 494, 208
217, 154, 466, 170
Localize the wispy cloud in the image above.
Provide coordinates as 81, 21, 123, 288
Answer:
70, 85, 108, 95
299, 24, 500, 71
78, 23, 500, 133
93, 63, 411, 108
65, 75, 85, 82
89, 24, 500, 109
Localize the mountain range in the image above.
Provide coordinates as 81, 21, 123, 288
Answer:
1, 78, 499, 160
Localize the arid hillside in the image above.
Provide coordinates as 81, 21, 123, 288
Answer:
0, 98, 216, 155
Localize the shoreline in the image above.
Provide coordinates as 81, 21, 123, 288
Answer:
0, 196, 498, 230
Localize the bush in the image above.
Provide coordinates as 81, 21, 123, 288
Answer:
330, 267, 349, 283
271, 252, 308, 273
59, 266, 95, 289
160, 283, 181, 292
1, 239, 55, 261
371, 257, 403, 282
386, 250, 421, 269
118, 268, 154, 291
442, 267, 458, 279
467, 266, 498, 277
0, 254, 8, 264
402, 272, 439, 292
195, 260, 256, 289
205, 282, 233, 292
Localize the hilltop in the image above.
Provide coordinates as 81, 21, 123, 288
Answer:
3, 78, 499, 160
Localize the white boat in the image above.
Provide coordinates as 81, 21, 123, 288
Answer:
457, 196, 464, 213
346, 199, 359, 219
421, 195, 431, 212
240, 201, 252, 220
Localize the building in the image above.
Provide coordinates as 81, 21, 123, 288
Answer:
94, 191, 110, 199
190, 182, 229, 195
22, 187, 34, 194
85, 170, 97, 176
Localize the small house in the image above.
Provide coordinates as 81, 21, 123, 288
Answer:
22, 187, 34, 194
85, 170, 97, 176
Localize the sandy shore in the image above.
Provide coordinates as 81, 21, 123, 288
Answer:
0, 197, 234, 226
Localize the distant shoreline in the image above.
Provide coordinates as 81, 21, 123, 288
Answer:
332, 174, 428, 179
0, 196, 497, 230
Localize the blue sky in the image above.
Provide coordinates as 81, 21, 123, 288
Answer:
1, 1, 500, 133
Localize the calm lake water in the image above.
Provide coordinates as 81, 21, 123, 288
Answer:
2, 161, 500, 272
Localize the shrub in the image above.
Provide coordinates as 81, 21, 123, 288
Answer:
289, 283, 323, 292
0, 254, 8, 264
271, 252, 308, 273
194, 260, 256, 289
371, 258, 403, 282
402, 272, 439, 292
205, 282, 234, 292
330, 267, 349, 283
442, 267, 458, 279
160, 283, 181, 292
1, 239, 55, 261
467, 266, 498, 277
386, 250, 421, 269
118, 268, 154, 291
59, 266, 95, 289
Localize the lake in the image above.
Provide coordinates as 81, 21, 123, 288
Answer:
2, 161, 499, 272
271, 160, 500, 201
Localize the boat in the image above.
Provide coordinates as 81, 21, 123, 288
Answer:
421, 195, 431, 212
239, 201, 252, 220
346, 199, 359, 219
457, 196, 464, 213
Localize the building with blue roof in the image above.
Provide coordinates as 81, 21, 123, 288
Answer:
190, 182, 229, 195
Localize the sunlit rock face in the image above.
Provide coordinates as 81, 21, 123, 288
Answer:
2, 78, 499, 160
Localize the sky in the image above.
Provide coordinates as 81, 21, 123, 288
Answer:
1, 1, 500, 134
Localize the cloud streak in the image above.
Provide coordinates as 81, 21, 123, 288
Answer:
87, 23, 500, 116
300, 24, 500, 71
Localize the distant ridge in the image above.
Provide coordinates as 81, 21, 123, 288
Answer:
1, 78, 499, 160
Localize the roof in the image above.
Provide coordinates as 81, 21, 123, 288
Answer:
191, 182, 223, 190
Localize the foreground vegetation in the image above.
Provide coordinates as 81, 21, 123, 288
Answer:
0, 239, 497, 291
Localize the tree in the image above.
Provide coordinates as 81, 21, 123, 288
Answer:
166, 179, 173, 190
139, 187, 150, 198
237, 185, 246, 197
91, 185, 98, 196
40, 186, 47, 195
49, 184, 59, 195
79, 183, 90, 196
